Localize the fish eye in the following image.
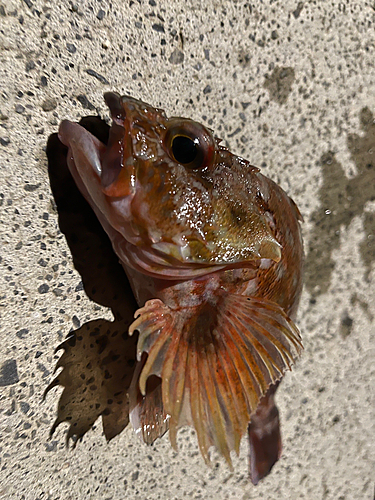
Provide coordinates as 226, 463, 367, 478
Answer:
171, 135, 198, 164
165, 119, 216, 169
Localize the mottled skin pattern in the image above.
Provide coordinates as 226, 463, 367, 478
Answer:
247, 176, 303, 319
58, 93, 303, 484
127, 166, 303, 319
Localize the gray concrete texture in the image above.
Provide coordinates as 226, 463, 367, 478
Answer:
0, 0, 374, 499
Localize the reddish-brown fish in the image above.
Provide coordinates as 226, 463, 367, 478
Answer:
58, 92, 303, 484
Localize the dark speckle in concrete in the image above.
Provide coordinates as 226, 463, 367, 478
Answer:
293, 2, 304, 19
168, 48, 184, 64
152, 23, 164, 33
45, 440, 58, 452
340, 313, 353, 338
36, 362, 50, 378
85, 69, 109, 84
15, 104, 25, 114
22, 0, 33, 8
237, 50, 250, 68
305, 108, 375, 295
66, 43, 77, 54
0, 137, 10, 146
76, 94, 96, 111
24, 183, 41, 192
263, 66, 295, 105
20, 401, 30, 414
42, 98, 57, 112
16, 328, 29, 339
38, 283, 50, 294
72, 315, 80, 328
25, 60, 35, 72
97, 9, 105, 20
132, 471, 139, 481
0, 359, 19, 386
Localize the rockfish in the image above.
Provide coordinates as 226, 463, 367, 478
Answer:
58, 92, 303, 484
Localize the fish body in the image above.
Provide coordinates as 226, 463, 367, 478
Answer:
58, 93, 303, 483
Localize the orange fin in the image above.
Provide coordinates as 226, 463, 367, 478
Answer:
248, 382, 282, 485
128, 354, 170, 445
129, 294, 302, 467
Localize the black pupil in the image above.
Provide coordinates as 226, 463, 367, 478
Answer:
172, 136, 198, 164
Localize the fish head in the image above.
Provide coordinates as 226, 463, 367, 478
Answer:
59, 93, 281, 277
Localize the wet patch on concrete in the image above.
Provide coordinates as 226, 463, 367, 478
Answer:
263, 66, 295, 105
360, 207, 375, 278
305, 108, 375, 296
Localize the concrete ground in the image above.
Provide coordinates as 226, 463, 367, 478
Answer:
1, 1, 374, 499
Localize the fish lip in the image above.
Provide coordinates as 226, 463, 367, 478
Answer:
58, 119, 103, 178
104, 92, 125, 125
101, 92, 137, 194
104, 92, 148, 125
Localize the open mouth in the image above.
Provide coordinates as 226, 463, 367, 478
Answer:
58, 93, 137, 199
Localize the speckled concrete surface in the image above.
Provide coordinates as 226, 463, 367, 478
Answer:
1, 1, 374, 499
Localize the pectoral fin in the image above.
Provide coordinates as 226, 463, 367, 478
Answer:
128, 353, 170, 445
129, 293, 302, 468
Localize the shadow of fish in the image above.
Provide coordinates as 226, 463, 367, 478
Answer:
45, 126, 138, 444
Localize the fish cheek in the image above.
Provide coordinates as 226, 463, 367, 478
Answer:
136, 164, 175, 218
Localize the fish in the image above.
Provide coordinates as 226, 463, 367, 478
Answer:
58, 92, 303, 484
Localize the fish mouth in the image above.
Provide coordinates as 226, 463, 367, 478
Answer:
95, 92, 134, 193
58, 93, 142, 194
59, 93, 282, 280
104, 92, 143, 126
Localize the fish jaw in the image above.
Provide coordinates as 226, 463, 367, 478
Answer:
57, 118, 219, 279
